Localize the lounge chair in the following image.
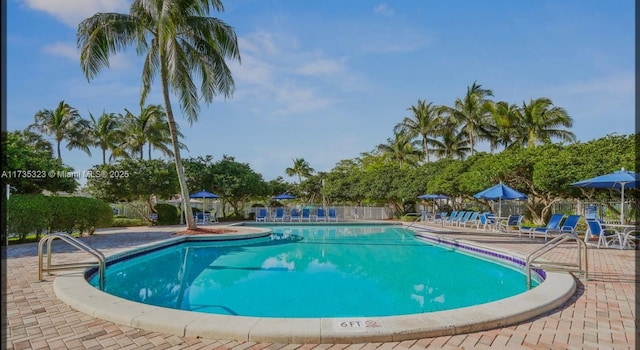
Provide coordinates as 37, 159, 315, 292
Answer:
442, 211, 457, 225
557, 214, 582, 236
456, 211, 473, 226
256, 208, 268, 222
449, 211, 466, 226
462, 212, 480, 228
301, 208, 311, 222
499, 215, 523, 234
316, 208, 327, 222
289, 208, 300, 222
210, 211, 218, 223
475, 213, 496, 231
273, 207, 285, 222
328, 208, 338, 222
585, 219, 620, 248
528, 214, 565, 241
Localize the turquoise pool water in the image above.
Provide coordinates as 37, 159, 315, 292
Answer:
90, 224, 537, 317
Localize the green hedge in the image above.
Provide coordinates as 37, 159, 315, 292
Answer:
155, 203, 180, 225
7, 194, 113, 242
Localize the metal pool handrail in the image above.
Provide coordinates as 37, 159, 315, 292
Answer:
525, 233, 588, 290
38, 233, 106, 290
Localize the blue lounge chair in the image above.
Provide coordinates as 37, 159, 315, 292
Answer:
557, 215, 582, 236
290, 208, 300, 222
256, 208, 268, 222
273, 207, 285, 222
328, 208, 338, 222
316, 208, 327, 222
457, 211, 475, 227
464, 212, 481, 228
449, 211, 466, 226
585, 219, 620, 248
499, 215, 523, 234
301, 208, 311, 222
476, 213, 496, 231
442, 211, 457, 225
528, 214, 564, 241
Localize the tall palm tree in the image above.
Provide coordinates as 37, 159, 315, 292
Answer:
376, 130, 423, 168
28, 100, 91, 162
285, 158, 315, 183
429, 120, 471, 160
87, 111, 124, 164
445, 81, 494, 155
487, 101, 522, 151
515, 97, 576, 148
394, 99, 443, 162
78, 0, 240, 229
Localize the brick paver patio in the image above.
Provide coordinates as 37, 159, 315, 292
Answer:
2, 223, 638, 349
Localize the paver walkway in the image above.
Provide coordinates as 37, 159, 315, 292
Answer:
3, 223, 638, 349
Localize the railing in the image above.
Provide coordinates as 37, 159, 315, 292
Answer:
525, 233, 588, 290
38, 233, 106, 290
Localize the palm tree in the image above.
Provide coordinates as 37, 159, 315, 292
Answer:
515, 98, 576, 148
429, 120, 471, 160
376, 130, 423, 168
286, 158, 315, 183
445, 81, 494, 155
87, 111, 124, 164
394, 99, 443, 162
117, 105, 185, 160
28, 100, 91, 162
78, 0, 240, 229
487, 101, 522, 151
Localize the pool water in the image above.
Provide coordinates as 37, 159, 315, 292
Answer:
91, 225, 537, 318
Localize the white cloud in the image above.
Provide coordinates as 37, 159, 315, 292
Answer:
296, 58, 346, 76
374, 3, 394, 16
42, 42, 78, 60
24, 0, 130, 27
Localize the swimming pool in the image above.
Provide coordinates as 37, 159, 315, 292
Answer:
89, 224, 538, 318
54, 223, 575, 343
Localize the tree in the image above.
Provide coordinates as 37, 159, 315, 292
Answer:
87, 111, 124, 164
118, 105, 185, 160
445, 81, 494, 155
285, 158, 315, 183
78, 0, 240, 230
2, 130, 78, 194
28, 100, 91, 162
376, 130, 423, 168
515, 97, 576, 148
428, 118, 470, 160
394, 99, 443, 162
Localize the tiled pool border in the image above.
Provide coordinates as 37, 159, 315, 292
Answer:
53, 224, 577, 344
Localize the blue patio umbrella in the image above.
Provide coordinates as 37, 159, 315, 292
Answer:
273, 193, 296, 200
571, 168, 639, 223
418, 194, 449, 215
474, 183, 527, 218
189, 190, 220, 214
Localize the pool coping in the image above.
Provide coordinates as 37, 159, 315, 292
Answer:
52, 225, 577, 344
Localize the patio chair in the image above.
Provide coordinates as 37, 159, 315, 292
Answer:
447, 210, 466, 226
585, 219, 620, 248
498, 215, 523, 234
328, 208, 338, 222
256, 208, 268, 222
273, 207, 285, 222
316, 207, 327, 222
290, 208, 301, 222
456, 211, 473, 227
475, 213, 496, 231
210, 211, 218, 223
463, 212, 480, 228
556, 214, 582, 236
528, 214, 565, 241
442, 211, 457, 225
301, 208, 311, 222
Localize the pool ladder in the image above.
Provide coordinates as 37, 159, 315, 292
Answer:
38, 233, 106, 290
525, 233, 588, 290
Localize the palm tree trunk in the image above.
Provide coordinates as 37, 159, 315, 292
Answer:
102, 148, 106, 165
160, 68, 195, 229
57, 140, 62, 161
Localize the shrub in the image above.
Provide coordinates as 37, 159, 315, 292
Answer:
112, 218, 146, 227
155, 203, 180, 225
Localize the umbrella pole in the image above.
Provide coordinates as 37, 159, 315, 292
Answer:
621, 185, 625, 224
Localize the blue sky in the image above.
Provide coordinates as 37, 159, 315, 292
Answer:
6, 0, 635, 185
